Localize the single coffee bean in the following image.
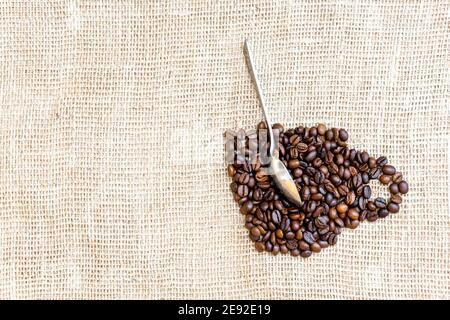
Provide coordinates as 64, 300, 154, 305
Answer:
317, 124, 326, 136
288, 159, 300, 169
296, 143, 308, 153
378, 208, 389, 218
382, 164, 396, 175
374, 197, 387, 208
392, 172, 403, 183
338, 129, 348, 141
227, 164, 236, 177
347, 208, 359, 220
240, 201, 254, 214
271, 210, 281, 225
369, 167, 382, 179
328, 234, 338, 245
250, 226, 261, 237
300, 250, 312, 258
389, 183, 399, 194
237, 184, 249, 197
328, 208, 338, 220
255, 241, 265, 252
346, 192, 356, 205
376, 156, 388, 167
367, 211, 378, 221
238, 172, 250, 184
303, 231, 315, 244
336, 203, 348, 214
289, 147, 299, 159
398, 181, 409, 194
367, 201, 376, 211
304, 150, 317, 162
390, 194, 402, 204
362, 185, 371, 199
252, 188, 263, 201
310, 242, 321, 253
289, 134, 301, 146
387, 202, 399, 213
275, 229, 284, 238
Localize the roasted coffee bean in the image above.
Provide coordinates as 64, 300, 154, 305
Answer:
346, 192, 356, 205
367, 211, 378, 222
328, 208, 338, 220
240, 201, 254, 214
382, 164, 396, 175
392, 172, 403, 184
237, 184, 249, 197
390, 194, 402, 204
304, 150, 317, 162
387, 202, 399, 213
297, 143, 308, 153
250, 227, 261, 237
301, 186, 311, 201
303, 231, 315, 245
367, 201, 376, 211
376, 156, 388, 167
336, 203, 348, 214
288, 159, 300, 169
310, 242, 321, 253
255, 241, 265, 252
369, 167, 382, 179
362, 185, 371, 199
389, 183, 399, 194
300, 250, 312, 258
238, 172, 250, 184
289, 147, 299, 159
328, 234, 338, 245
252, 188, 263, 201
398, 181, 409, 194
374, 197, 387, 208
289, 134, 301, 146
338, 129, 348, 141
347, 208, 359, 220
227, 164, 236, 177
315, 216, 329, 229
274, 200, 284, 211
286, 239, 298, 250
271, 210, 281, 225
378, 208, 389, 218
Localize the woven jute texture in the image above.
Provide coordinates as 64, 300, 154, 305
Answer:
0, 0, 448, 299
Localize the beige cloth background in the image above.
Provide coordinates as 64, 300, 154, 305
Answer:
0, 0, 448, 299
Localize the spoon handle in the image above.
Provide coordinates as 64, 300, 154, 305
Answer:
243, 39, 275, 157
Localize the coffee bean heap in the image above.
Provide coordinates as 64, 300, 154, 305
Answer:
226, 122, 409, 258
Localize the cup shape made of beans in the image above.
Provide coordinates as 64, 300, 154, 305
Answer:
226, 122, 409, 258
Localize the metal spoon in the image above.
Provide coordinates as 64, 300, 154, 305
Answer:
243, 39, 303, 207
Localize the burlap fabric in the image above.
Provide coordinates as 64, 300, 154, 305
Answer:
0, 0, 448, 299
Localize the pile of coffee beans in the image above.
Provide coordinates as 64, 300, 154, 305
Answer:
226, 122, 409, 257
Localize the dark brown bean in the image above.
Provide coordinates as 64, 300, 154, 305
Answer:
304, 150, 317, 162
271, 210, 281, 225
237, 184, 249, 197
338, 129, 348, 141
398, 181, 409, 194
379, 174, 391, 185
389, 183, 399, 194
362, 186, 371, 199
374, 198, 387, 208
387, 202, 399, 213
240, 201, 254, 214
382, 165, 396, 175
297, 143, 308, 153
